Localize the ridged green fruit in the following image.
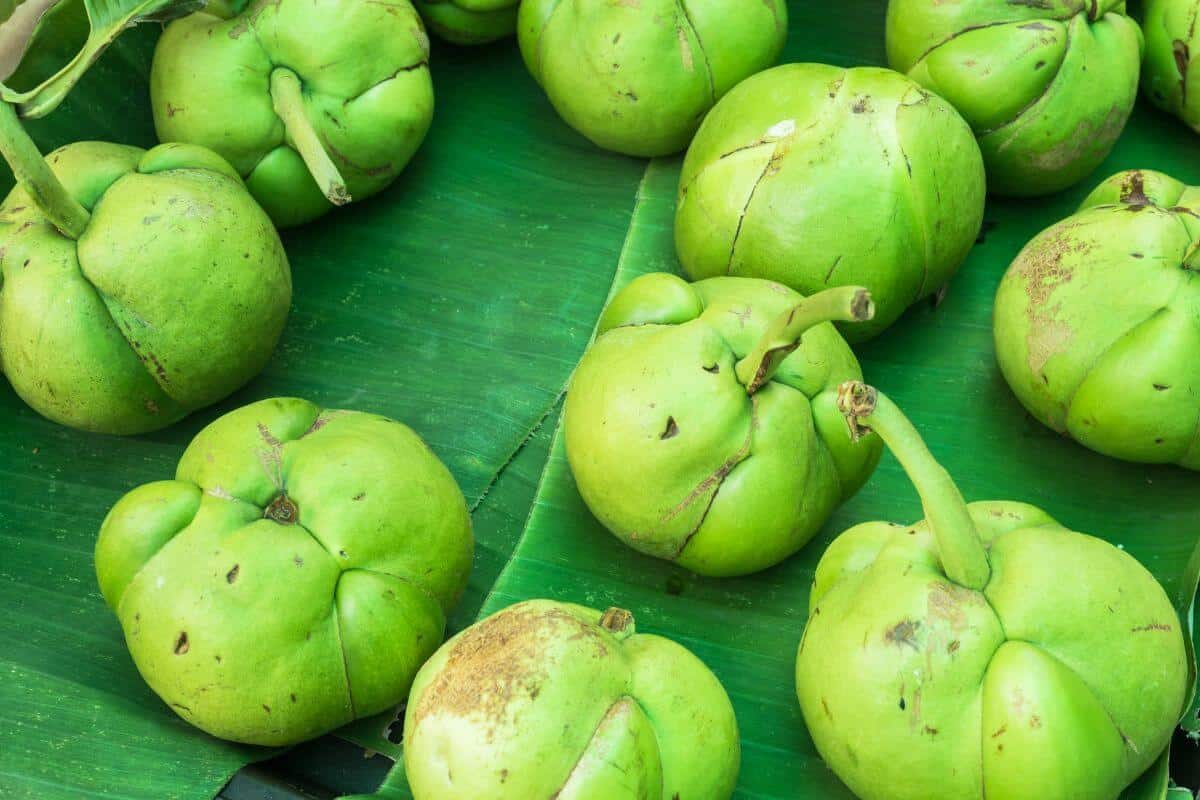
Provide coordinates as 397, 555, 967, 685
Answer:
518, 0, 786, 157
404, 599, 739, 799
675, 64, 984, 341
994, 169, 1200, 469
151, 0, 434, 228
95, 398, 473, 746
414, 0, 518, 44
887, 0, 1143, 196
564, 273, 881, 577
1141, 0, 1200, 130
0, 129, 290, 435
796, 383, 1189, 800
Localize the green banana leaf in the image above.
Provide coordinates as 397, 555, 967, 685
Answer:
0, 0, 202, 117
1, 3, 1199, 800
0, 20, 644, 800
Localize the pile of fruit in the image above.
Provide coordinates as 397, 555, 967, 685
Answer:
1, 0, 1198, 798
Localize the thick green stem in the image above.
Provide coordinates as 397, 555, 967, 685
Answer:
836, 381, 991, 590
735, 286, 874, 394
0, 101, 88, 238
269, 68, 350, 206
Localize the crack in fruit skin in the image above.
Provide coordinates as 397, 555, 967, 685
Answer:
888, 0, 1142, 196
674, 64, 985, 342
516, 0, 786, 157
563, 272, 882, 577
994, 169, 1200, 469
403, 599, 739, 799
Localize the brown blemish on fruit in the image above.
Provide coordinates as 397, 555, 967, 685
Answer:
226, 564, 239, 583
822, 697, 833, 719
1121, 171, 1152, 207
660, 416, 679, 440
885, 620, 921, 650
1017, 225, 1095, 378
1026, 104, 1127, 173
1175, 41, 1191, 103
174, 632, 190, 655
992, 724, 1007, 738
265, 494, 299, 524
599, 607, 634, 633
304, 415, 330, 436
927, 581, 981, 632
677, 26, 694, 72
1030, 714, 1042, 728
410, 605, 610, 740
1131, 622, 1173, 632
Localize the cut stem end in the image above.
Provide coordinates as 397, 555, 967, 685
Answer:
599, 607, 634, 634
270, 68, 351, 207
836, 380, 877, 441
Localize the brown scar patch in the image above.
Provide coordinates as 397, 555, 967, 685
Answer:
885, 620, 921, 650
408, 606, 613, 741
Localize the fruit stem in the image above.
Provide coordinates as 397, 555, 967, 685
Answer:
735, 286, 873, 394
836, 381, 991, 590
0, 101, 88, 239
269, 68, 351, 207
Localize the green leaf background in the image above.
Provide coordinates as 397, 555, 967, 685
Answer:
1, 2, 1199, 799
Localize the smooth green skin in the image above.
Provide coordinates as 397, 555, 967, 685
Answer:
1141, 0, 1200, 130
563, 273, 881, 577
993, 169, 1200, 469
404, 599, 739, 799
796, 501, 1188, 800
675, 64, 984, 342
150, 0, 434, 228
887, 0, 1143, 197
518, 0, 786, 157
0, 141, 291, 435
414, 0, 517, 45
95, 397, 473, 746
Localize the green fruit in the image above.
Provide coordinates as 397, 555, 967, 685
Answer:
95, 397, 473, 746
0, 107, 291, 435
675, 64, 984, 341
1141, 0, 1200, 129
404, 599, 739, 799
887, 0, 1143, 196
564, 273, 881, 577
414, 0, 518, 44
518, 0, 786, 157
795, 382, 1189, 800
150, 0, 435, 228
993, 169, 1200, 469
